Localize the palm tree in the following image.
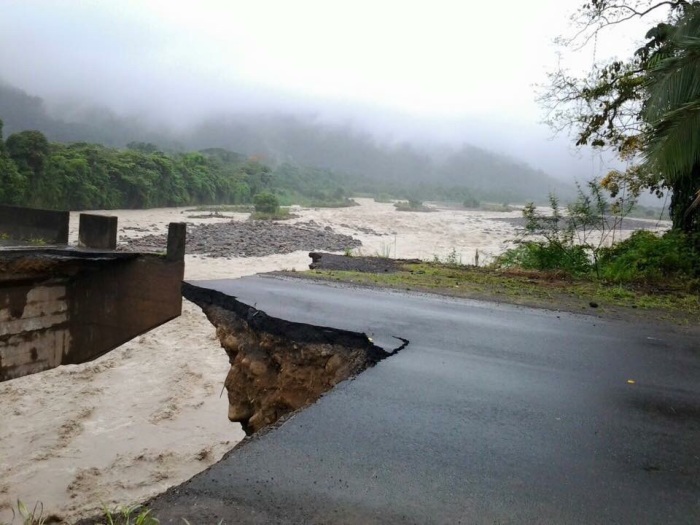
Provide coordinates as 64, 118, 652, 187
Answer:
643, 4, 700, 232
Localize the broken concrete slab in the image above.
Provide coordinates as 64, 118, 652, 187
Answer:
1, 212, 187, 382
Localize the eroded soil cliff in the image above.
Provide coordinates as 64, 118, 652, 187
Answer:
183, 282, 397, 434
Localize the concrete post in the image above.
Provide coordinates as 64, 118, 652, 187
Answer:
167, 222, 187, 261
79, 213, 118, 249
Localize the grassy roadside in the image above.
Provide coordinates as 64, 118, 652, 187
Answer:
280, 262, 700, 330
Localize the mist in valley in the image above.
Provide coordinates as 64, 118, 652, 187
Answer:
0, 0, 660, 207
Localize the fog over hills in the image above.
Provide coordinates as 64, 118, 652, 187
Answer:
0, 80, 576, 203
2, 0, 645, 205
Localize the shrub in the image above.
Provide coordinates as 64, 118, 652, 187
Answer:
394, 200, 433, 212
253, 192, 279, 214
496, 242, 591, 274
495, 182, 639, 276
97, 504, 160, 525
598, 230, 697, 282
495, 194, 593, 275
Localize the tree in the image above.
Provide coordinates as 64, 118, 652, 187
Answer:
254, 192, 280, 214
5, 129, 50, 203
126, 141, 160, 154
0, 119, 27, 205
542, 0, 700, 232
543, 1, 687, 151
643, 3, 700, 232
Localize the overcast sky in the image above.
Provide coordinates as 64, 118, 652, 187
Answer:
0, 0, 657, 178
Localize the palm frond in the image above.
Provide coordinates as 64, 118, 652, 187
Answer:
643, 5, 700, 184
645, 99, 700, 179
686, 189, 700, 217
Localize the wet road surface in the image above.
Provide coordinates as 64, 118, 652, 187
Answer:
149, 275, 700, 524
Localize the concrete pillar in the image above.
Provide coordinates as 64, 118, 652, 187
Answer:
167, 222, 187, 261
79, 213, 118, 249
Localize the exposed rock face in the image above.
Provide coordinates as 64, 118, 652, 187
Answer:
183, 282, 394, 435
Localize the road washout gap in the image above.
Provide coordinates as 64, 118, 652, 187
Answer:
182, 282, 408, 435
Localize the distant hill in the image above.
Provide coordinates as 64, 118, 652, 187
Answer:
186, 115, 575, 203
0, 81, 574, 203
0, 81, 173, 148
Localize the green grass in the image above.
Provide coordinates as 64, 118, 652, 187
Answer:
433, 248, 463, 265
0, 501, 162, 525
99, 504, 159, 525
292, 262, 699, 326
0, 235, 50, 246
375, 244, 393, 258
1, 500, 48, 525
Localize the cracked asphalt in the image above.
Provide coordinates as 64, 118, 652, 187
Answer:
147, 275, 700, 524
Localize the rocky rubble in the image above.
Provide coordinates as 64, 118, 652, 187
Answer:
119, 220, 362, 258
308, 251, 421, 273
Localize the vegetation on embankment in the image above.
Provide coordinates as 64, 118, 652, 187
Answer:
291, 187, 699, 328
285, 261, 700, 329
292, 182, 700, 327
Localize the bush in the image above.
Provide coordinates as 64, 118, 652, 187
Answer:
253, 192, 280, 214
494, 193, 593, 275
496, 241, 592, 275
598, 230, 697, 282
394, 200, 433, 212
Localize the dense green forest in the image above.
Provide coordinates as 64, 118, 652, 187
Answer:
0, 120, 367, 210
0, 118, 494, 210
0, 81, 575, 208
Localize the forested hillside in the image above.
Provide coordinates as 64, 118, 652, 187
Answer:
188, 115, 572, 203
0, 121, 359, 210
0, 81, 575, 206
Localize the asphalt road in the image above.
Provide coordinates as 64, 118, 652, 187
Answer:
149, 275, 700, 524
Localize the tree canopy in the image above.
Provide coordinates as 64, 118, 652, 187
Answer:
543, 0, 700, 232
0, 127, 357, 210
0, 120, 559, 210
